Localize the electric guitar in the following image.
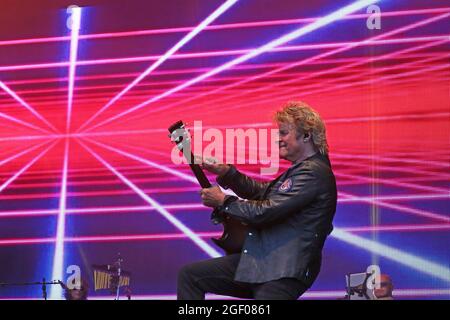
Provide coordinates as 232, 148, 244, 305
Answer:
168, 120, 247, 255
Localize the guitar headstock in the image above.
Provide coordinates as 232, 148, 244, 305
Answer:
168, 120, 211, 188
168, 120, 191, 152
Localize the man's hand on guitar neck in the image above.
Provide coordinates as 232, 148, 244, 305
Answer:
194, 155, 231, 177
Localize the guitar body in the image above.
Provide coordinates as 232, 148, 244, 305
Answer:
210, 209, 248, 255
168, 120, 247, 255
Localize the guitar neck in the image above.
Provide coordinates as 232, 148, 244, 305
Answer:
185, 151, 212, 188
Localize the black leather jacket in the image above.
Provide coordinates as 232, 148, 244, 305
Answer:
217, 152, 337, 286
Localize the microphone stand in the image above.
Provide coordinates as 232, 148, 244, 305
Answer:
114, 253, 123, 300
0, 279, 61, 300
42, 278, 47, 300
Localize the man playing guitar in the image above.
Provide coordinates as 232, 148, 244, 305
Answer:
177, 101, 337, 300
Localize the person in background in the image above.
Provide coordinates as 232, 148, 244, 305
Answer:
62, 277, 89, 300
373, 274, 394, 300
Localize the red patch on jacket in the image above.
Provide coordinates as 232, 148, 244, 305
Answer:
278, 178, 293, 192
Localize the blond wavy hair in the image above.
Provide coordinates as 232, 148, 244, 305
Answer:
274, 101, 329, 155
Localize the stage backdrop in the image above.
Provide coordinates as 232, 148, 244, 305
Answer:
0, 0, 448, 299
